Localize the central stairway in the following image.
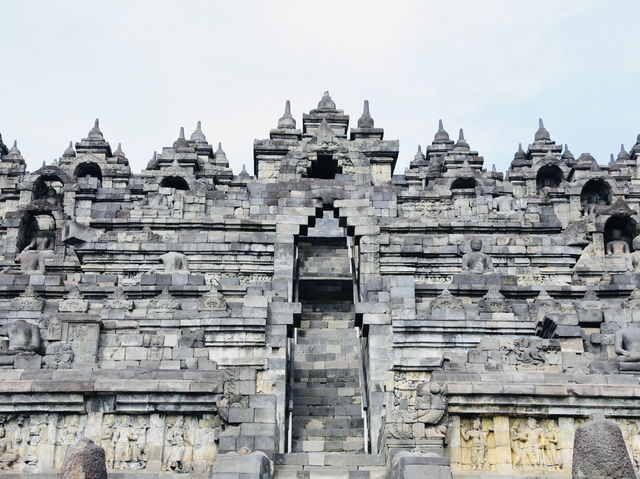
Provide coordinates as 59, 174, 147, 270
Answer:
291, 302, 364, 454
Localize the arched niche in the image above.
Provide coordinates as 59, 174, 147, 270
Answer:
450, 177, 478, 194
17, 212, 56, 252
33, 174, 64, 205
308, 154, 340, 179
536, 164, 564, 190
580, 179, 612, 214
604, 215, 637, 251
74, 162, 103, 182
160, 176, 189, 191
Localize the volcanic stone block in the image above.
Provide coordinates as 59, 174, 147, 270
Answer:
392, 453, 451, 479
211, 450, 271, 479
572, 413, 635, 479
58, 438, 107, 479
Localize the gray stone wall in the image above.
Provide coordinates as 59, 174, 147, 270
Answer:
0, 94, 639, 477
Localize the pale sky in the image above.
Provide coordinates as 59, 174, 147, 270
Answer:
1, 1, 639, 176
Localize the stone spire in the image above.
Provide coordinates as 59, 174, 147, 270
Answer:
173, 127, 189, 149
410, 145, 427, 168
632, 133, 640, 156
357, 100, 374, 128
147, 151, 159, 170
433, 119, 450, 144
63, 141, 76, 158
454, 129, 469, 150
5, 140, 23, 161
88, 119, 104, 141
561, 144, 574, 161
214, 142, 228, 165
617, 144, 631, 162
239, 164, 249, 178
277, 100, 296, 129
534, 118, 550, 142
317, 91, 336, 110
514, 143, 527, 160
76, 118, 111, 156
0, 133, 7, 156
190, 121, 207, 143
113, 142, 126, 158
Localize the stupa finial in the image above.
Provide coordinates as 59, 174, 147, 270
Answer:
277, 100, 296, 129
433, 119, 450, 143
534, 118, 550, 142
357, 100, 374, 128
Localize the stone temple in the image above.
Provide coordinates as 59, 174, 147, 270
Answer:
0, 91, 639, 478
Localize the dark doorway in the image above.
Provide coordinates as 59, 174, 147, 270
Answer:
160, 176, 189, 190
74, 162, 102, 182
536, 165, 563, 190
604, 215, 637, 250
309, 154, 339, 179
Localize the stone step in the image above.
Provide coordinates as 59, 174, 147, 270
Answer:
300, 310, 353, 317
292, 301, 363, 454
297, 329, 357, 339
294, 369, 360, 380
292, 396, 361, 406
293, 360, 360, 370
293, 343, 358, 354
293, 381, 360, 389
291, 438, 365, 453
292, 384, 360, 394
301, 304, 353, 313
294, 345, 358, 354
275, 452, 385, 467
295, 428, 365, 439
292, 416, 364, 430
296, 329, 358, 346
300, 320, 355, 329
294, 377, 360, 390
293, 404, 363, 416
275, 466, 375, 479
294, 354, 358, 365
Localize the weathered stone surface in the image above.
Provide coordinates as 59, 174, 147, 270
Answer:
0, 95, 640, 478
211, 450, 271, 479
572, 414, 635, 479
392, 452, 452, 479
58, 438, 107, 479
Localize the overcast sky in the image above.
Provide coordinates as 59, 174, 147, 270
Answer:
1, 1, 639, 176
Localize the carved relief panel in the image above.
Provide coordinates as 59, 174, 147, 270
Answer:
448, 416, 582, 476
458, 417, 495, 472
0, 412, 220, 474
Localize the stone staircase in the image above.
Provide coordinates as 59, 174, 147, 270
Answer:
274, 452, 386, 479
290, 302, 364, 454
298, 237, 351, 279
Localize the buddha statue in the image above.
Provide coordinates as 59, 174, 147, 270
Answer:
159, 252, 189, 273
615, 326, 640, 363
493, 195, 517, 213
15, 234, 55, 274
0, 320, 41, 353
605, 229, 630, 256
581, 191, 606, 216
461, 238, 494, 274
